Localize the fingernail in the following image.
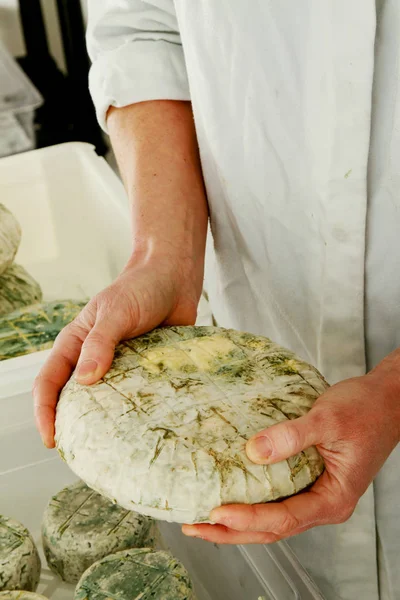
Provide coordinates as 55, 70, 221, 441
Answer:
41, 435, 55, 449
76, 359, 98, 380
182, 526, 200, 538
210, 510, 231, 527
247, 436, 272, 462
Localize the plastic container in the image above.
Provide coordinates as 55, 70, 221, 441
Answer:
0, 143, 325, 600
0, 113, 33, 158
0, 40, 43, 157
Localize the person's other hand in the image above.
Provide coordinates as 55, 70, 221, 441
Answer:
183, 367, 400, 543
34, 250, 202, 448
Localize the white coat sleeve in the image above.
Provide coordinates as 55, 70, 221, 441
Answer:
86, 0, 190, 132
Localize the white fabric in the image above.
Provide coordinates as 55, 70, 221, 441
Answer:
86, 2, 400, 599
366, 0, 400, 372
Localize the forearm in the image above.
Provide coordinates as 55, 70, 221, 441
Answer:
107, 101, 208, 277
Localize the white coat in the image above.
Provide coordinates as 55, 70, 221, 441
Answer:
87, 2, 400, 598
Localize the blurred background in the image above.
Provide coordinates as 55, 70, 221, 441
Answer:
0, 0, 114, 163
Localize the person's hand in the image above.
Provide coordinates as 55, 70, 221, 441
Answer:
33, 250, 202, 448
183, 366, 400, 544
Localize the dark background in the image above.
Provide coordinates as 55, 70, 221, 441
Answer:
14, 0, 107, 156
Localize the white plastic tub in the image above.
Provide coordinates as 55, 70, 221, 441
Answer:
0, 41, 43, 158
0, 143, 324, 600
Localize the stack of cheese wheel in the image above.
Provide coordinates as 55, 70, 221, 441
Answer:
41, 481, 197, 598
0, 203, 89, 361
0, 204, 42, 318
41, 481, 156, 585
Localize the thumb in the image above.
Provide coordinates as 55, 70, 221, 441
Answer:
246, 412, 321, 465
75, 317, 126, 385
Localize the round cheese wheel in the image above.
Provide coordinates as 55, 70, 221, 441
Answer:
0, 204, 21, 276
74, 549, 196, 600
42, 480, 155, 584
0, 593, 48, 600
55, 326, 327, 524
0, 300, 87, 361
0, 516, 41, 592
0, 264, 42, 317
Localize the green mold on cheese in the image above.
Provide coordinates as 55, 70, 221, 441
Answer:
74, 548, 196, 600
0, 515, 41, 592
0, 299, 87, 361
0, 264, 42, 317
42, 481, 156, 584
55, 326, 328, 524
0, 204, 21, 276
0, 593, 49, 600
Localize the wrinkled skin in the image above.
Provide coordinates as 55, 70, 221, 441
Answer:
183, 369, 400, 543
33, 252, 201, 448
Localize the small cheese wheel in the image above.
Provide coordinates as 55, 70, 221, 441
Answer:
0, 300, 87, 361
0, 264, 42, 317
42, 481, 155, 584
0, 593, 48, 600
74, 549, 196, 600
56, 326, 327, 524
0, 204, 21, 276
0, 516, 41, 592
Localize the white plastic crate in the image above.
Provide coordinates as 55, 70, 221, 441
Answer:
0, 142, 324, 600
0, 40, 43, 157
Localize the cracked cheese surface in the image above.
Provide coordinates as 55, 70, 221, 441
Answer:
55, 326, 327, 524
